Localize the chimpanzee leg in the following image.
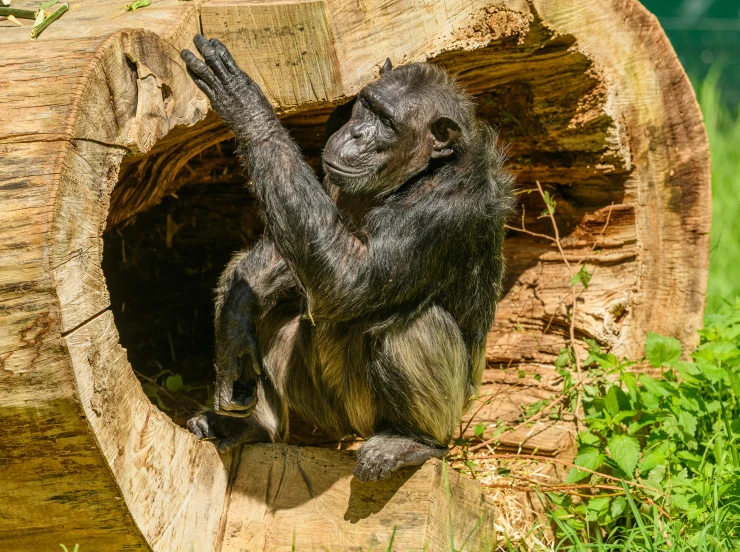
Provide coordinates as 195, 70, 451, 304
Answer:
212, 236, 294, 414
187, 236, 295, 447
354, 305, 470, 481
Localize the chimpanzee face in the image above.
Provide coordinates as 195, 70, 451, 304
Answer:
322, 64, 461, 196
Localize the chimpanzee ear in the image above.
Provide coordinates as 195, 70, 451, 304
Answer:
430, 115, 461, 158
380, 58, 393, 75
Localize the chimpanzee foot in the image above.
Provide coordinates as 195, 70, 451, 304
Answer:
353, 432, 447, 482
187, 410, 265, 453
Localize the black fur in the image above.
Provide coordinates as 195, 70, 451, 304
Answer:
182, 36, 514, 481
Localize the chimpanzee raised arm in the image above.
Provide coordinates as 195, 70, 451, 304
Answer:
182, 35, 514, 481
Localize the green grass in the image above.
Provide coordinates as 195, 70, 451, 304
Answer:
490, 319, 740, 551
699, 67, 740, 315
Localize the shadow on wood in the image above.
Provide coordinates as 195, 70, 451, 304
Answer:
222, 444, 497, 551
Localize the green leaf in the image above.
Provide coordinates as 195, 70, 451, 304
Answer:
473, 423, 485, 439
571, 265, 592, 289
525, 399, 546, 418
678, 410, 698, 437
40, 0, 57, 8
671, 493, 690, 510
165, 374, 184, 392
638, 442, 666, 472
645, 332, 681, 367
638, 373, 675, 398
604, 385, 631, 416
567, 447, 605, 483
587, 496, 611, 513
694, 341, 739, 363
676, 450, 702, 469
678, 388, 702, 413
142, 382, 159, 399
464, 460, 476, 474
542, 190, 556, 214
610, 496, 626, 518
695, 358, 727, 382
607, 434, 640, 477
729, 370, 740, 397
585, 496, 611, 521
674, 360, 700, 379
554, 348, 572, 369
565, 467, 587, 484
576, 447, 606, 471
578, 431, 601, 447
612, 410, 638, 425
125, 0, 151, 11
622, 372, 638, 401
646, 465, 666, 490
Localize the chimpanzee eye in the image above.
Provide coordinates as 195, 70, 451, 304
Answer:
379, 115, 395, 131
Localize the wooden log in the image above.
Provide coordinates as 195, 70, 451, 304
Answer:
220, 444, 498, 552
0, 0, 709, 550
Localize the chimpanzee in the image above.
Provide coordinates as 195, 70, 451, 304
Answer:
181, 35, 514, 482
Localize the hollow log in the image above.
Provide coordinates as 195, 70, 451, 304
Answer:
0, 0, 709, 550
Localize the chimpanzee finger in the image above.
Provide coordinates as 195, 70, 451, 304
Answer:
186, 71, 217, 100
210, 38, 244, 77
187, 416, 204, 438
193, 34, 231, 83
181, 49, 220, 93
196, 417, 215, 439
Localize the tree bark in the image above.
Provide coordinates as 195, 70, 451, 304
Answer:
0, 0, 709, 550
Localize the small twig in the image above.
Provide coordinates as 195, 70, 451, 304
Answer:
459, 393, 497, 438
29, 2, 67, 39
0, 6, 36, 18
479, 198, 617, 454
534, 181, 580, 370
467, 452, 669, 500
536, 203, 614, 350
134, 369, 205, 411
504, 223, 556, 242
457, 376, 589, 455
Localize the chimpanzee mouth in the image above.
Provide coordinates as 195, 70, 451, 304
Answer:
323, 159, 367, 178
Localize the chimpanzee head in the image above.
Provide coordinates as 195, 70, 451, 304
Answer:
322, 60, 475, 195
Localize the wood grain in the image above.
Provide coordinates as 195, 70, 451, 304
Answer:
222, 444, 498, 552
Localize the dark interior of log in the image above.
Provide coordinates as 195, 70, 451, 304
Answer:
102, 28, 631, 428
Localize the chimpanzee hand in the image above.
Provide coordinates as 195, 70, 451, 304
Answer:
188, 409, 260, 453
214, 368, 258, 417
181, 35, 276, 139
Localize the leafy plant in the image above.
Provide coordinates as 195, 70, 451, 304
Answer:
124, 0, 150, 11
547, 307, 740, 549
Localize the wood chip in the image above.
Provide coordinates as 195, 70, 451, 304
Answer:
32, 8, 44, 26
